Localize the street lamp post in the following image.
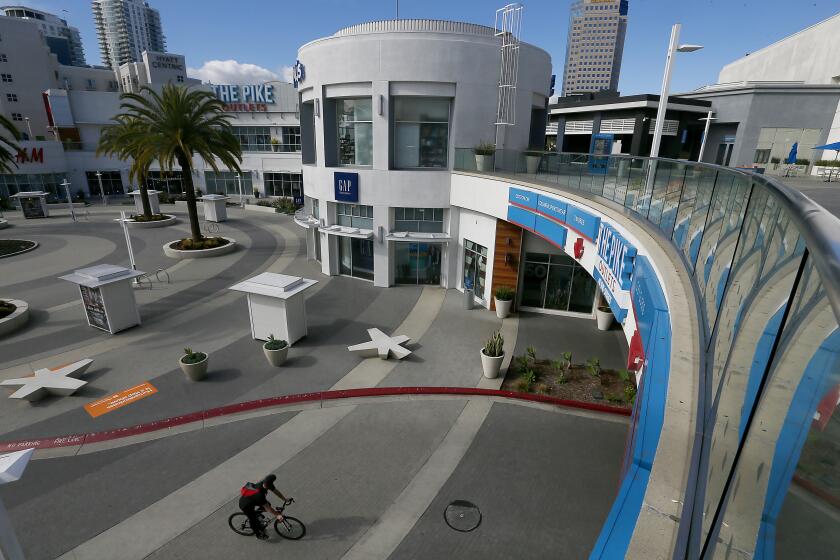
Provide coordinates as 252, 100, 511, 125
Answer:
647, 23, 702, 190
95, 170, 107, 206
23, 117, 32, 140
697, 110, 717, 163
236, 172, 245, 208
60, 179, 76, 222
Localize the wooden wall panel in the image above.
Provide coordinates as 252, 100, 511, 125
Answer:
490, 218, 523, 310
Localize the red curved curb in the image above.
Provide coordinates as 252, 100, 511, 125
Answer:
0, 387, 630, 453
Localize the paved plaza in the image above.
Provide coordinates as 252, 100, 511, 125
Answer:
0, 203, 629, 559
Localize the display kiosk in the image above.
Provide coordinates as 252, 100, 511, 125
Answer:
10, 191, 49, 218
200, 194, 229, 222
128, 189, 161, 215
229, 273, 318, 345
59, 264, 145, 334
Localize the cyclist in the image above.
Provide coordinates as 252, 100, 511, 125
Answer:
239, 474, 291, 540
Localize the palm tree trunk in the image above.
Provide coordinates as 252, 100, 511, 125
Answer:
177, 154, 202, 242
138, 173, 153, 218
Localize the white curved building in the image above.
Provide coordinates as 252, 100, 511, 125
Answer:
296, 19, 552, 293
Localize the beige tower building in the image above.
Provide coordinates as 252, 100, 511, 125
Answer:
561, 0, 628, 96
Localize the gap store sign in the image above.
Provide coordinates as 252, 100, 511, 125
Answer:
334, 172, 359, 202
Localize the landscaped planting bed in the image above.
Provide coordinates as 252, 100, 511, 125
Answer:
0, 300, 16, 319
501, 347, 637, 410
0, 239, 37, 257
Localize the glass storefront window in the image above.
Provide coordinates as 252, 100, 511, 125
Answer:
264, 173, 302, 198
86, 171, 124, 195
204, 171, 251, 195
337, 98, 373, 166
280, 127, 301, 152
232, 126, 272, 152
337, 203, 373, 229
0, 173, 65, 200
338, 236, 374, 281
394, 207, 444, 233
463, 240, 488, 298
520, 252, 597, 314
393, 97, 450, 169
145, 170, 183, 193
395, 242, 442, 285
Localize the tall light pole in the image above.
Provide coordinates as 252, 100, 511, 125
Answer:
23, 117, 32, 140
697, 111, 717, 163
60, 179, 76, 222
649, 24, 703, 159
95, 170, 107, 206
236, 172, 245, 208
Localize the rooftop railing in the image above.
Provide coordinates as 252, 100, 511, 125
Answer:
454, 147, 840, 558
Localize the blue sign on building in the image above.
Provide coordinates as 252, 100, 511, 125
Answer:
508, 187, 538, 209
536, 195, 567, 223
565, 206, 600, 240
334, 172, 359, 202
596, 223, 637, 290
507, 205, 536, 231
535, 215, 568, 248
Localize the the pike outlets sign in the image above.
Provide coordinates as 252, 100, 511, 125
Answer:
210, 84, 275, 113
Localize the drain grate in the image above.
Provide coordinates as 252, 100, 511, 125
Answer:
444, 500, 482, 532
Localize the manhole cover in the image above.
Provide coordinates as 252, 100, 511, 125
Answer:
444, 500, 482, 532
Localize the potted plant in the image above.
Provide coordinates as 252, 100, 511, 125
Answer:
179, 347, 208, 381
474, 141, 496, 172
596, 304, 613, 331
263, 334, 289, 366
524, 149, 542, 174
480, 330, 505, 379
494, 286, 515, 319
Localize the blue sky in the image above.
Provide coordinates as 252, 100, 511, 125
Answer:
25, 0, 840, 94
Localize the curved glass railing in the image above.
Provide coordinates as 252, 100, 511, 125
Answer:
454, 147, 840, 558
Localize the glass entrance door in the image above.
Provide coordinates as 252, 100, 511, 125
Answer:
394, 242, 442, 285
520, 252, 597, 314
338, 236, 374, 281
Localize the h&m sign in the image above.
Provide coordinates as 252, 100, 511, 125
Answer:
16, 147, 44, 164
334, 172, 359, 202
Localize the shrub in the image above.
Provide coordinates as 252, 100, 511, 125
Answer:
494, 286, 515, 301
585, 357, 601, 378
272, 197, 298, 214
0, 196, 10, 210
618, 369, 631, 382
264, 334, 288, 350
474, 141, 496, 156
172, 236, 229, 250
795, 158, 810, 166
515, 379, 530, 392
520, 368, 536, 391
129, 213, 169, 222
256, 199, 274, 208
534, 383, 550, 395
815, 159, 840, 168
516, 355, 529, 372
483, 330, 504, 357
562, 351, 572, 370
181, 347, 206, 364
556, 370, 566, 384
770, 157, 781, 164
526, 346, 537, 362
624, 384, 637, 404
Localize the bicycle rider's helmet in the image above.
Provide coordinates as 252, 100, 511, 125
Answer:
263, 474, 277, 488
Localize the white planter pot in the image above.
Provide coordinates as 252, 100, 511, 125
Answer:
475, 154, 494, 172
163, 237, 237, 259
123, 214, 177, 228
179, 354, 208, 381
263, 344, 289, 367
494, 298, 512, 319
596, 308, 613, 331
525, 155, 541, 174
480, 349, 505, 379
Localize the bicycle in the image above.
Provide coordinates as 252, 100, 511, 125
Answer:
228, 499, 306, 540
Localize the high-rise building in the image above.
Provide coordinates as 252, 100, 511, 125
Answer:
92, 0, 166, 70
561, 0, 628, 96
1, 5, 86, 66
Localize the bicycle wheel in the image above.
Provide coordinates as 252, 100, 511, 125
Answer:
228, 512, 255, 536
274, 516, 306, 540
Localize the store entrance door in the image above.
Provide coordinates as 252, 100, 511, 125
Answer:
519, 252, 597, 315
394, 242, 442, 285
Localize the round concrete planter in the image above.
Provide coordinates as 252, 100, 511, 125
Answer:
596, 306, 613, 331
494, 297, 512, 319
163, 237, 237, 259
124, 214, 177, 228
475, 154, 495, 172
0, 218, 8, 229
179, 353, 208, 381
263, 343, 289, 367
0, 299, 29, 337
0, 239, 38, 259
480, 349, 505, 379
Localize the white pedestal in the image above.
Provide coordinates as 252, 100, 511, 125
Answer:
200, 194, 228, 222
229, 273, 318, 345
129, 190, 160, 215
59, 264, 146, 334
10, 191, 48, 218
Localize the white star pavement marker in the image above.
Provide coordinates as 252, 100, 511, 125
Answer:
348, 328, 412, 360
1, 358, 93, 401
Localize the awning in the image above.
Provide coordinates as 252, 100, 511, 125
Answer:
293, 210, 320, 229
814, 141, 840, 151
385, 231, 451, 242
321, 224, 374, 239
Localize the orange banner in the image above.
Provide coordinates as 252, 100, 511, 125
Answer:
84, 382, 158, 418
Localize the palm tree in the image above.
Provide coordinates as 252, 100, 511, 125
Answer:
107, 83, 242, 241
0, 113, 21, 175
97, 114, 155, 217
